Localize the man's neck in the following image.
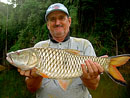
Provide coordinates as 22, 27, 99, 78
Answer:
53, 37, 65, 42
49, 33, 70, 43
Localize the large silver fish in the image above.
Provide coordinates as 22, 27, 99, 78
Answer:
6, 47, 130, 86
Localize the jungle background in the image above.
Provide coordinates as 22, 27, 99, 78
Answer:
0, 0, 130, 98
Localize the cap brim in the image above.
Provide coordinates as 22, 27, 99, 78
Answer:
45, 9, 69, 21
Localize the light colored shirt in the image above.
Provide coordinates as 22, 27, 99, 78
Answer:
34, 37, 96, 98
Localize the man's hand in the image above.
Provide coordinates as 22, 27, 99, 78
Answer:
81, 55, 108, 89
17, 68, 39, 78
17, 68, 43, 93
81, 59, 104, 80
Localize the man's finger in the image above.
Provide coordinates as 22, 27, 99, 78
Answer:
88, 59, 98, 73
20, 70, 25, 75
85, 60, 93, 73
94, 62, 104, 74
81, 64, 87, 74
17, 68, 21, 72
31, 68, 39, 77
25, 70, 31, 77
100, 55, 108, 58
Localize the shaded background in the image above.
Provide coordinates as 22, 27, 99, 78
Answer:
0, 0, 130, 98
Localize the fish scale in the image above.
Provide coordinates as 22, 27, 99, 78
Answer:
39, 51, 69, 77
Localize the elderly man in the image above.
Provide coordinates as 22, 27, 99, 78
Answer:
18, 3, 104, 98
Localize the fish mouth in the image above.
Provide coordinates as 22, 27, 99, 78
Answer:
6, 53, 13, 64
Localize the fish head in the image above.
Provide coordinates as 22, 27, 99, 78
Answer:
6, 48, 39, 70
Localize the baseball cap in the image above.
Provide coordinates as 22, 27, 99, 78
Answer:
45, 3, 69, 21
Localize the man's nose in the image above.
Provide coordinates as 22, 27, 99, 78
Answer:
55, 19, 60, 25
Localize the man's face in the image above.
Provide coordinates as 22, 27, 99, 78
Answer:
47, 11, 71, 41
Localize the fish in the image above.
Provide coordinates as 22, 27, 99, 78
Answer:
6, 47, 130, 86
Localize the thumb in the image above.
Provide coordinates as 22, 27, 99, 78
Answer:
31, 68, 39, 77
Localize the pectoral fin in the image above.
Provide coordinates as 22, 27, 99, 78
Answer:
39, 72, 49, 78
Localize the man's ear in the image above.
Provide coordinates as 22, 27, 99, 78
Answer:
68, 17, 71, 26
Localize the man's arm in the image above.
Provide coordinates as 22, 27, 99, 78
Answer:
18, 68, 43, 93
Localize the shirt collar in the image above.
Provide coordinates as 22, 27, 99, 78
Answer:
48, 32, 70, 43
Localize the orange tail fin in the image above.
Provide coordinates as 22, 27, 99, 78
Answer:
107, 54, 130, 86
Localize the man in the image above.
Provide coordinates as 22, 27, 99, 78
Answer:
18, 3, 104, 98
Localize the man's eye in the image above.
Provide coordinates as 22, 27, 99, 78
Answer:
59, 16, 65, 20
50, 18, 55, 22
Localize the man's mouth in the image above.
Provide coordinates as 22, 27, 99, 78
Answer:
54, 25, 63, 28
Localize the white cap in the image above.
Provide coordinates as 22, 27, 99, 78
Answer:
45, 3, 69, 21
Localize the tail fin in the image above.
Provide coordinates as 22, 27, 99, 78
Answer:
107, 54, 130, 86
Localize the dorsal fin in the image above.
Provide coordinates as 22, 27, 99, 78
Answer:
64, 49, 80, 55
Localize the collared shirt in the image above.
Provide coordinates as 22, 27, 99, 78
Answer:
34, 37, 96, 98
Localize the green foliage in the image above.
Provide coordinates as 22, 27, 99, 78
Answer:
35, 23, 49, 43
69, 5, 79, 36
